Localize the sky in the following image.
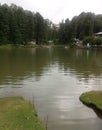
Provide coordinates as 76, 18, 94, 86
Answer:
0, 0, 102, 23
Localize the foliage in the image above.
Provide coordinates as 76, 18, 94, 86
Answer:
0, 97, 45, 130
1, 3, 102, 45
83, 36, 95, 45
94, 37, 102, 45
58, 12, 102, 44
83, 36, 102, 46
0, 4, 54, 45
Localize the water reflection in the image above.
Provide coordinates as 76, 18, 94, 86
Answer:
0, 48, 102, 84
0, 48, 53, 84
0, 47, 102, 130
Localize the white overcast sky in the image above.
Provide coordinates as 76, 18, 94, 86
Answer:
0, 0, 102, 23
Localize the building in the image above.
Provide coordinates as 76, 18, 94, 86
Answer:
95, 32, 102, 37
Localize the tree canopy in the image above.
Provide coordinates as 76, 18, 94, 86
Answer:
58, 12, 102, 44
0, 4, 53, 45
0, 3, 102, 45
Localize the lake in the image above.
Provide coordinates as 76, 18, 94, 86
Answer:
0, 47, 102, 130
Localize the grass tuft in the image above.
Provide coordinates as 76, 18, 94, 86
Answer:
0, 97, 45, 130
80, 91, 102, 110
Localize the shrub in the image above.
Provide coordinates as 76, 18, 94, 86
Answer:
83, 36, 102, 46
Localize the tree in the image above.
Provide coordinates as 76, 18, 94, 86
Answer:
58, 20, 66, 43
0, 4, 53, 45
34, 12, 45, 44
94, 15, 102, 33
0, 4, 9, 43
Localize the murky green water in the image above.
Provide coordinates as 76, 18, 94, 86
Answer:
0, 47, 102, 130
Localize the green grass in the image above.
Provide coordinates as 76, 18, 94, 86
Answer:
0, 97, 45, 130
80, 91, 102, 110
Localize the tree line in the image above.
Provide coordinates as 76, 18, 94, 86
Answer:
0, 3, 102, 45
0, 3, 56, 45
59, 12, 102, 44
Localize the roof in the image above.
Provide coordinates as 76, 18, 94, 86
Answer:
95, 32, 102, 35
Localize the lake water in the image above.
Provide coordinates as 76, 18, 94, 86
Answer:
0, 47, 102, 130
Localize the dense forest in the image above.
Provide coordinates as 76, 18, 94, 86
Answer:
0, 3, 102, 45
0, 3, 56, 45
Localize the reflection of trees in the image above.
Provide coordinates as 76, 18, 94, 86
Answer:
0, 48, 102, 85
54, 48, 102, 80
0, 48, 53, 84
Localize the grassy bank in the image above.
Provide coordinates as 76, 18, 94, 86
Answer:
0, 43, 70, 49
0, 97, 45, 130
80, 91, 102, 110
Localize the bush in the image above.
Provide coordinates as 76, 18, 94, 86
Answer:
83, 36, 94, 45
83, 36, 102, 46
94, 37, 102, 45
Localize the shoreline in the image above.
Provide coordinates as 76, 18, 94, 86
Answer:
80, 91, 102, 117
0, 97, 45, 130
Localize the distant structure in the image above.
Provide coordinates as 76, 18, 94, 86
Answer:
95, 32, 102, 37
29, 40, 36, 45
48, 40, 54, 45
